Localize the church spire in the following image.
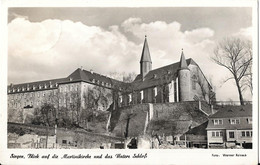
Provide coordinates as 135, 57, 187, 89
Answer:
179, 49, 188, 69
140, 35, 152, 79
140, 35, 152, 63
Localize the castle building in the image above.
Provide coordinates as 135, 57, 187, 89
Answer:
7, 36, 215, 123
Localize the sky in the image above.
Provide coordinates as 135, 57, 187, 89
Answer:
8, 7, 253, 101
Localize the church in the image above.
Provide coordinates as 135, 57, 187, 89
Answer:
7, 36, 215, 123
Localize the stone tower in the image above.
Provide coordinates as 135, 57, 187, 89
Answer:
140, 35, 152, 79
178, 49, 190, 101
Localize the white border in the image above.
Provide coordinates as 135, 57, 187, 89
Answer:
0, 0, 258, 165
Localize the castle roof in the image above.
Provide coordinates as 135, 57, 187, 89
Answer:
132, 58, 196, 90
8, 68, 129, 94
7, 78, 66, 93
140, 36, 152, 63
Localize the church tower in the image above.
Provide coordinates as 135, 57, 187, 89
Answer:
178, 49, 190, 101
140, 35, 152, 79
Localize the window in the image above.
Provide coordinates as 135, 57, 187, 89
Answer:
213, 119, 223, 125
247, 118, 252, 124
60, 87, 63, 92
38, 93, 40, 97
212, 131, 223, 137
230, 119, 240, 124
212, 132, 215, 137
62, 140, 67, 144
246, 131, 250, 137
140, 91, 144, 102
119, 95, 122, 103
128, 94, 132, 103
229, 131, 235, 138
153, 87, 157, 96
241, 131, 252, 137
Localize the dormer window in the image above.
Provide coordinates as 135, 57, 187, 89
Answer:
22, 87, 25, 91
44, 84, 47, 89
213, 119, 223, 125
27, 86, 30, 91
39, 85, 42, 89
33, 86, 36, 90
247, 118, 252, 124
153, 74, 157, 79
17, 88, 20, 92
69, 77, 73, 81
55, 83, 58, 87
13, 89, 16, 92
230, 118, 240, 124
8, 89, 11, 93
50, 84, 53, 88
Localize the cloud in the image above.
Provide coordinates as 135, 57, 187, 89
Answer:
8, 18, 141, 84
8, 17, 252, 101
233, 26, 252, 41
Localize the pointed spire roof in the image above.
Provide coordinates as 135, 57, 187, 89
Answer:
140, 35, 152, 63
179, 49, 188, 69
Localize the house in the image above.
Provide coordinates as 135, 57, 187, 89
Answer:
180, 121, 208, 148
206, 105, 252, 149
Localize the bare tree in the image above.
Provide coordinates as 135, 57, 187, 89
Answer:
212, 37, 252, 105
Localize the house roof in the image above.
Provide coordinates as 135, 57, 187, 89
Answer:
209, 104, 252, 118
185, 121, 208, 136
132, 58, 196, 90
206, 105, 252, 130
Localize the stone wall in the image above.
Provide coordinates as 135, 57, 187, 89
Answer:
111, 104, 150, 138
111, 101, 209, 139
